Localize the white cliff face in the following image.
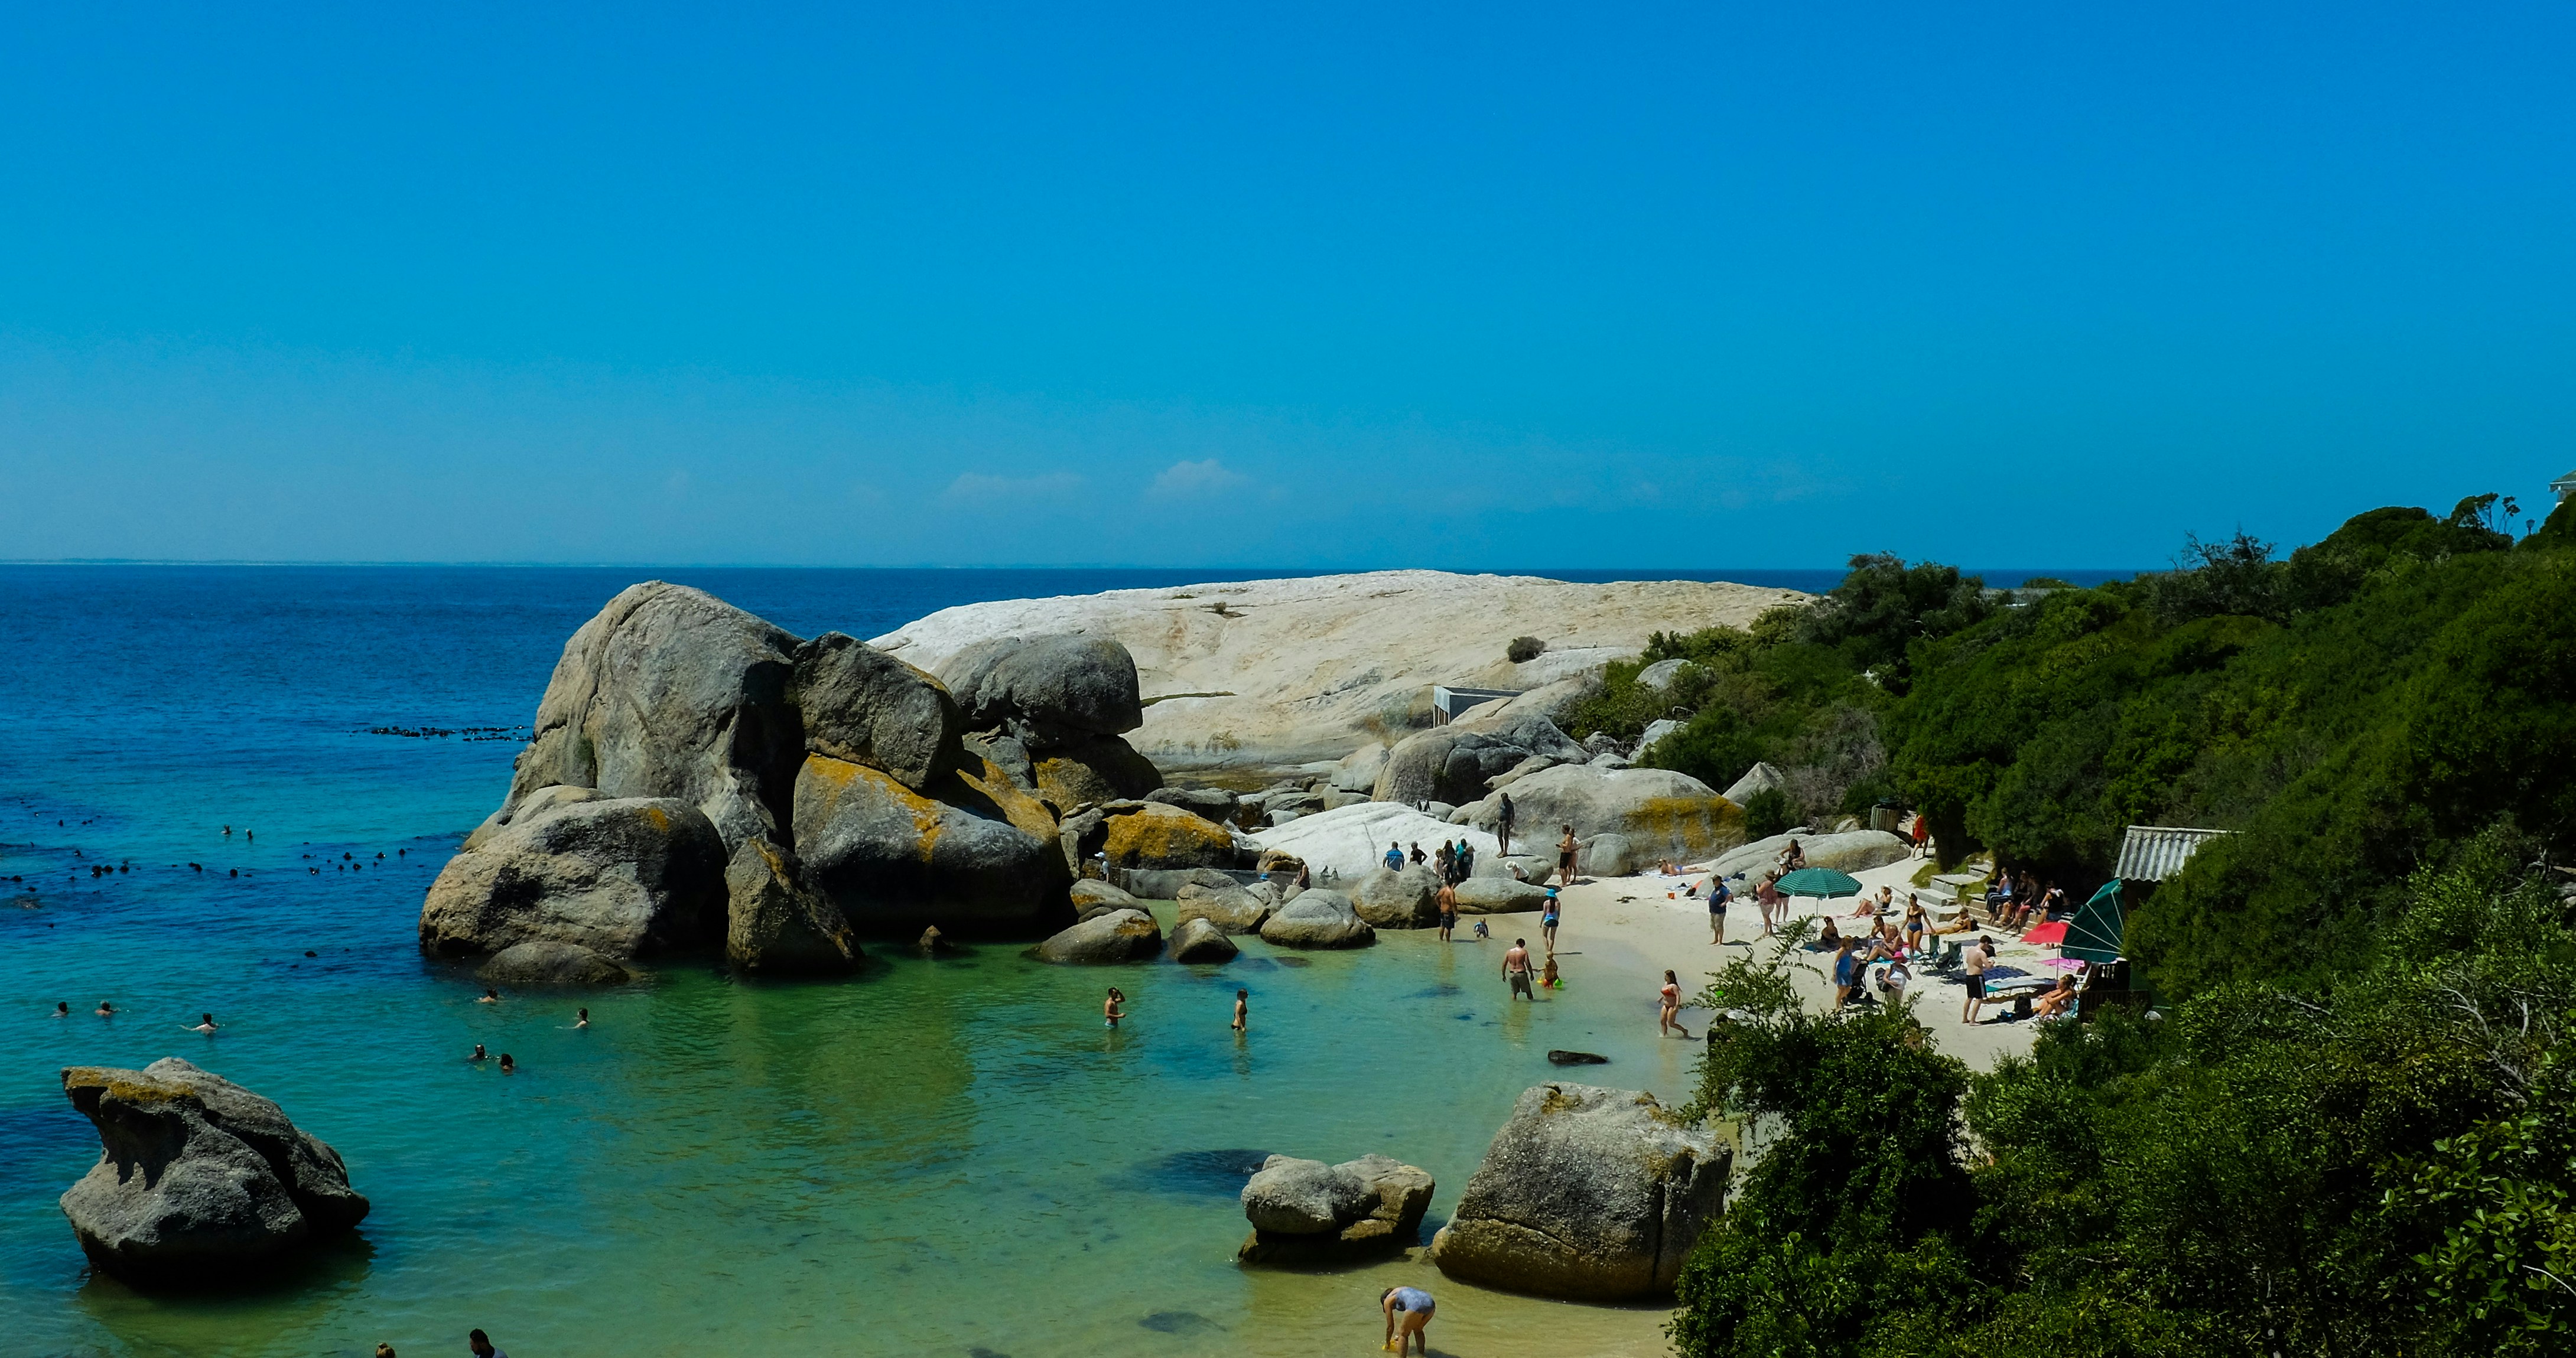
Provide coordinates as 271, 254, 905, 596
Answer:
871, 571, 1806, 767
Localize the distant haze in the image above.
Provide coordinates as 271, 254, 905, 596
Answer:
1, 6, 2569, 566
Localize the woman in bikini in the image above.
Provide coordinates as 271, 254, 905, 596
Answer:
1658, 969, 1690, 1038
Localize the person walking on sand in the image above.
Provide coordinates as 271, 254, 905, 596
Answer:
1961, 936, 1992, 1024
1436, 879, 1459, 941
1556, 826, 1579, 886
1659, 969, 1690, 1038
1910, 811, 1930, 858
1754, 873, 1781, 937
1503, 939, 1538, 1000
1104, 987, 1127, 1029
1232, 988, 1248, 1033
1381, 1285, 1435, 1354
1497, 792, 1515, 855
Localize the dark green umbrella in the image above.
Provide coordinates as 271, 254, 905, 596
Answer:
1774, 867, 1863, 898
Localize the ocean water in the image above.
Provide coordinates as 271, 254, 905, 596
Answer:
0, 565, 1731, 1358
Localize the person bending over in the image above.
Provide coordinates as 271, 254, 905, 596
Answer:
1381, 1286, 1435, 1354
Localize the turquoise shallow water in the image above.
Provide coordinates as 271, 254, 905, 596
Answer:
0, 567, 1701, 1358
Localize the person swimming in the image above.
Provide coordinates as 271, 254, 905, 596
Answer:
497, 1053, 516, 1074
1381, 1285, 1436, 1354
469, 1044, 488, 1062
52, 1001, 68, 1017
186, 1012, 219, 1033
478, 988, 500, 1004
95, 1001, 115, 1017
1104, 987, 1126, 1029
574, 1008, 589, 1030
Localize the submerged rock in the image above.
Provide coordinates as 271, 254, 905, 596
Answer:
420, 796, 726, 961
1430, 1083, 1727, 1300
1237, 1153, 1435, 1265
477, 940, 632, 985
58, 1059, 369, 1282
1167, 917, 1239, 963
1034, 908, 1162, 964
1257, 891, 1374, 949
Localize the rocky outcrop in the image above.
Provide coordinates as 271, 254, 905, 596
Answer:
1349, 865, 1439, 929
793, 631, 961, 792
58, 1059, 369, 1282
477, 582, 807, 853
1250, 802, 1501, 882
941, 634, 1146, 741
421, 796, 726, 960
1635, 658, 1696, 693
871, 572, 1809, 768
1176, 879, 1274, 934
1071, 878, 1144, 921
1372, 714, 1588, 807
1100, 802, 1237, 871
1033, 908, 1162, 963
1461, 764, 1743, 868
792, 754, 1070, 932
1329, 742, 1390, 794
1032, 731, 1164, 809
1454, 877, 1550, 914
1430, 1083, 1726, 1301
477, 940, 632, 985
1258, 891, 1375, 949
1146, 786, 1239, 823
1720, 762, 1787, 803
1237, 1153, 1435, 1265
1167, 917, 1240, 963
724, 836, 859, 973
1705, 829, 1909, 881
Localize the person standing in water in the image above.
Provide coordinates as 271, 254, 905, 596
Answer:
1659, 970, 1690, 1038
1435, 879, 1459, 942
1104, 987, 1126, 1028
1540, 887, 1563, 952
95, 1001, 115, 1017
1381, 1285, 1435, 1354
497, 1054, 516, 1074
1231, 989, 1247, 1033
1503, 938, 1538, 1000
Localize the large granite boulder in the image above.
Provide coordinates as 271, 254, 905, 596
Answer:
1176, 880, 1274, 934
724, 836, 859, 973
1329, 742, 1390, 794
477, 940, 632, 985
1349, 865, 1439, 929
792, 754, 1071, 932
1430, 1083, 1728, 1300
793, 631, 961, 792
1372, 714, 1588, 807
1238, 1153, 1435, 1265
1032, 731, 1164, 809
1033, 908, 1162, 964
1461, 764, 1744, 867
1249, 801, 1501, 882
58, 1059, 369, 1282
1258, 891, 1375, 949
1071, 878, 1144, 922
475, 582, 806, 852
1454, 877, 1550, 915
939, 634, 1145, 742
1167, 917, 1240, 963
1705, 829, 1910, 881
420, 796, 726, 960
1100, 802, 1237, 871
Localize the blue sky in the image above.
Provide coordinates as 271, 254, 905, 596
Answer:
1, 3, 2570, 568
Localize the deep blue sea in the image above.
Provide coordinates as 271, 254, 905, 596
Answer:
0, 564, 2125, 1358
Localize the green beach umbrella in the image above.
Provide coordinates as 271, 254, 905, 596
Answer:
1774, 867, 1863, 898
2062, 880, 2126, 965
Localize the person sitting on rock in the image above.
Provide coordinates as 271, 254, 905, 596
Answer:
1381, 1286, 1436, 1354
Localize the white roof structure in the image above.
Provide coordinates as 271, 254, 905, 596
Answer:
2114, 825, 2230, 881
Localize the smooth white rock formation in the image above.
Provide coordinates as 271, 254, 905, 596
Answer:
1251, 801, 1502, 882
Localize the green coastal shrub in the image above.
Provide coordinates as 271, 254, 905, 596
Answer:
1739, 787, 1793, 840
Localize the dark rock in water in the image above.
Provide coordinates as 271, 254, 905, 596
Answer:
1138, 1311, 1221, 1334
1547, 1050, 1610, 1066
1033, 909, 1162, 965
1166, 917, 1238, 963
792, 631, 962, 793
1136, 1148, 1276, 1196
916, 926, 952, 953
419, 796, 726, 962
478, 941, 632, 985
1431, 1082, 1727, 1301
1237, 1153, 1435, 1266
723, 836, 858, 974
58, 1058, 369, 1282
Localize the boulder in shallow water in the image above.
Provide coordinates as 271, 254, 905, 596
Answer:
1453, 877, 1550, 915
724, 836, 859, 974
58, 1058, 369, 1282
1100, 802, 1237, 871
1176, 880, 1274, 934
1071, 878, 1143, 922
420, 796, 726, 961
483, 582, 807, 852
1257, 891, 1375, 949
1167, 917, 1240, 963
477, 940, 632, 985
1349, 865, 1439, 929
1430, 1083, 1727, 1301
792, 631, 962, 792
1033, 908, 1162, 964
1237, 1152, 1435, 1265
792, 754, 1069, 933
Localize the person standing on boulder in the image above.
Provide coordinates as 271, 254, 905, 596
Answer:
1498, 792, 1515, 855
1503, 938, 1538, 999
1381, 1285, 1435, 1354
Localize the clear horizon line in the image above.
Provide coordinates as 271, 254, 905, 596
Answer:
0, 558, 2151, 574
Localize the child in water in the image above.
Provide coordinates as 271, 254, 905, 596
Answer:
1541, 954, 1562, 989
